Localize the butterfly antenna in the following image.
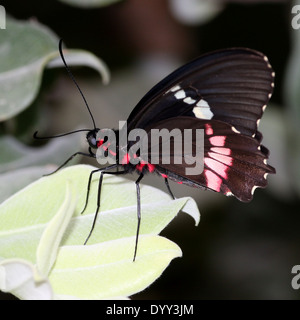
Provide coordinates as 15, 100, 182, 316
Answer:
33, 129, 92, 140
59, 39, 97, 130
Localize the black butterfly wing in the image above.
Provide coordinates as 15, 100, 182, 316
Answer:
140, 117, 275, 202
127, 48, 274, 137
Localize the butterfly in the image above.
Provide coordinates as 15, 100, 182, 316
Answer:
35, 41, 275, 260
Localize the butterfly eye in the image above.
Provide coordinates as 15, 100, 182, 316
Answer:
86, 130, 99, 149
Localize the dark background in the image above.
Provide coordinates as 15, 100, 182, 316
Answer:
1, 0, 299, 299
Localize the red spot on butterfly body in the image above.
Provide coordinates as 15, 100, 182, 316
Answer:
121, 153, 131, 165
97, 139, 104, 147
136, 161, 146, 171
135, 161, 156, 173
147, 163, 156, 173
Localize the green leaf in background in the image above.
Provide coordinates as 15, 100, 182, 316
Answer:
57, 0, 123, 8
0, 132, 85, 202
0, 165, 200, 299
0, 17, 109, 121
0, 134, 83, 174
170, 0, 225, 26
283, 0, 300, 196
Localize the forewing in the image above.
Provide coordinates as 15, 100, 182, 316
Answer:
127, 48, 274, 137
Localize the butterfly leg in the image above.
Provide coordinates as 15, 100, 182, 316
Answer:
133, 173, 144, 262
44, 147, 96, 176
83, 165, 129, 245
164, 177, 176, 200
81, 164, 119, 214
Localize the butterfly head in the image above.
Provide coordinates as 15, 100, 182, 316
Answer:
87, 128, 119, 161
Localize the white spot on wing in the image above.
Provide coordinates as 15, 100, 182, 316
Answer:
231, 126, 240, 134
193, 99, 213, 119
174, 89, 186, 100
196, 99, 210, 108
251, 185, 259, 195
263, 56, 272, 69
256, 118, 261, 127
193, 107, 213, 119
169, 85, 181, 92
183, 97, 196, 104
264, 173, 268, 179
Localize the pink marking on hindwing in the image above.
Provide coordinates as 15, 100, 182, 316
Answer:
205, 123, 214, 135
204, 170, 222, 192
209, 135, 226, 147
210, 147, 231, 156
208, 152, 233, 166
204, 157, 229, 179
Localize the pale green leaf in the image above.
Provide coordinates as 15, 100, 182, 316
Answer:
47, 49, 110, 85
36, 183, 77, 278
0, 164, 200, 299
0, 17, 58, 121
50, 235, 181, 299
